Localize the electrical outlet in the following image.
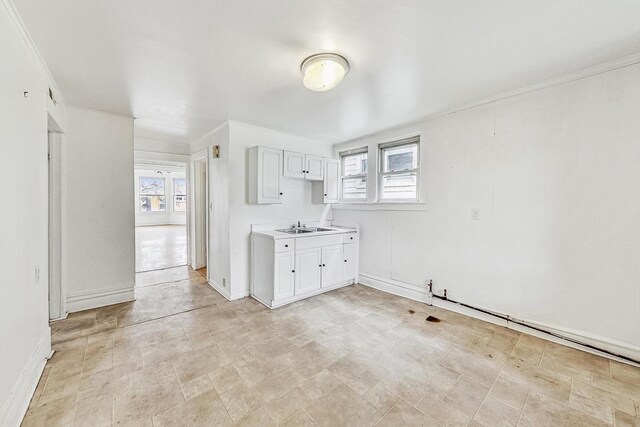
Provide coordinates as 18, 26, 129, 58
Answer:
471, 208, 480, 221
35, 266, 40, 283
222, 278, 226, 288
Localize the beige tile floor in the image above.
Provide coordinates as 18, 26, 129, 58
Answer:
25, 268, 640, 426
135, 225, 187, 272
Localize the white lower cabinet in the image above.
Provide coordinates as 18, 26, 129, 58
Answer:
321, 245, 344, 288
295, 248, 322, 295
343, 243, 358, 282
251, 230, 359, 308
274, 252, 295, 300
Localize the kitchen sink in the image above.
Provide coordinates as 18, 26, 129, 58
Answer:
276, 228, 314, 234
276, 227, 335, 234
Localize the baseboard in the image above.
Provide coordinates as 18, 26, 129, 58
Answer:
358, 272, 640, 365
208, 280, 232, 300
0, 327, 51, 427
66, 286, 135, 312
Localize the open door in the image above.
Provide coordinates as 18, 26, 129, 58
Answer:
193, 159, 208, 273
48, 131, 63, 320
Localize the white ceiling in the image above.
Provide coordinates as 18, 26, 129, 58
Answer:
13, 0, 640, 144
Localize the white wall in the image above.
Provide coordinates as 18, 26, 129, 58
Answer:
227, 121, 333, 298
64, 107, 136, 312
333, 62, 640, 359
134, 136, 190, 156
134, 167, 187, 226
194, 124, 231, 296
0, 1, 63, 423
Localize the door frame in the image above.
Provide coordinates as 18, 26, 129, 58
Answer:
190, 150, 209, 272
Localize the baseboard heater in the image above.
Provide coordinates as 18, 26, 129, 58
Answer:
428, 283, 639, 366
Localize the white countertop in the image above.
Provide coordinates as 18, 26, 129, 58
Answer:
252, 225, 357, 240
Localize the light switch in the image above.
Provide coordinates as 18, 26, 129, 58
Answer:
471, 208, 480, 221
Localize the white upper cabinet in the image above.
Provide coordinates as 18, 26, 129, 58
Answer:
283, 151, 306, 179
305, 154, 324, 181
248, 146, 283, 204
323, 159, 339, 203
283, 151, 324, 181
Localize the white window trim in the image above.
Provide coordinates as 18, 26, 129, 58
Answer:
377, 136, 421, 203
339, 147, 368, 202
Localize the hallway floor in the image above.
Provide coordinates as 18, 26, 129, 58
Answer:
135, 225, 187, 272
25, 269, 640, 426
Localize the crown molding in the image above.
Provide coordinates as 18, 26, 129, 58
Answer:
2, 0, 65, 103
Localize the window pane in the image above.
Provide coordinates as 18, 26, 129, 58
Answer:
140, 195, 166, 212
139, 177, 165, 195
174, 178, 186, 196
383, 144, 417, 172
381, 173, 417, 199
174, 195, 186, 212
343, 152, 367, 176
342, 177, 367, 199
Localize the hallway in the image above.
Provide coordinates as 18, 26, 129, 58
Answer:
135, 225, 187, 272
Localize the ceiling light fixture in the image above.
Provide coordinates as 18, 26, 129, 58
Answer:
301, 53, 349, 92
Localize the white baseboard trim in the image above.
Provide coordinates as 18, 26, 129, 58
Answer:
66, 286, 135, 313
0, 327, 51, 427
208, 280, 249, 301
208, 280, 231, 300
358, 272, 640, 365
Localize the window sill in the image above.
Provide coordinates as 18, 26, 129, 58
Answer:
332, 202, 428, 211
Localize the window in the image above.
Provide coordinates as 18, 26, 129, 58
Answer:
379, 136, 420, 201
139, 177, 166, 212
340, 149, 368, 200
173, 178, 186, 212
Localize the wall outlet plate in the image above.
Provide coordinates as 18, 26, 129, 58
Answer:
471, 208, 480, 221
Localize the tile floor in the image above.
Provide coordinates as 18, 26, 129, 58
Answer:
135, 225, 187, 272
25, 268, 640, 426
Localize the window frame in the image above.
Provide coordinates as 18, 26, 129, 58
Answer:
339, 147, 368, 202
138, 176, 167, 213
378, 136, 420, 203
173, 177, 187, 212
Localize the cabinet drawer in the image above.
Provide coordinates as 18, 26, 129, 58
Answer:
274, 238, 294, 252
296, 234, 343, 250
342, 232, 358, 244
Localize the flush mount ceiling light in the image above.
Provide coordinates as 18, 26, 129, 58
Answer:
301, 53, 349, 92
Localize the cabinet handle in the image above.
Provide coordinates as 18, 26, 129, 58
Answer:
279, 192, 283, 195
322, 264, 326, 267
284, 244, 288, 247
291, 270, 295, 273
344, 260, 347, 262
318, 264, 322, 267
350, 237, 353, 240
324, 194, 327, 196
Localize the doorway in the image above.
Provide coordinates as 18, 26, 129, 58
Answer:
134, 163, 188, 274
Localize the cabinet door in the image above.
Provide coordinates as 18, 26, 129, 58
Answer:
283, 151, 305, 179
274, 252, 295, 300
343, 243, 358, 282
305, 155, 324, 181
295, 248, 322, 295
323, 159, 339, 203
258, 147, 283, 204
321, 244, 344, 288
